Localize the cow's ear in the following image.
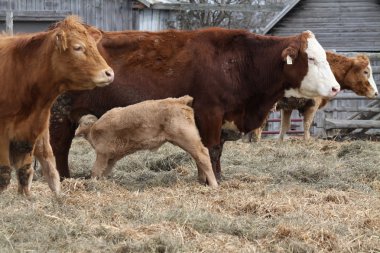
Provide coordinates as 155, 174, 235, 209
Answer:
56, 30, 68, 52
352, 55, 369, 71
282, 46, 298, 65
87, 26, 103, 44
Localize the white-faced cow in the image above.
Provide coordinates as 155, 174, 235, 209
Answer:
246, 52, 378, 142
34, 28, 339, 187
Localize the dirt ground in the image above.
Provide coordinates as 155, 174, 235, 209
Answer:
0, 137, 379, 253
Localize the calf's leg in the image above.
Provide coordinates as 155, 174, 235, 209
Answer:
170, 129, 218, 187
169, 118, 218, 187
91, 153, 111, 178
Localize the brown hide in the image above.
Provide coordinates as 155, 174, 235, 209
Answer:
47, 28, 312, 179
0, 16, 113, 195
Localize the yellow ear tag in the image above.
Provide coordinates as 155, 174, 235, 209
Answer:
286, 55, 293, 65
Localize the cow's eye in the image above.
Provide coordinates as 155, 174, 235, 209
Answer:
364, 70, 369, 76
73, 44, 84, 52
308, 57, 315, 62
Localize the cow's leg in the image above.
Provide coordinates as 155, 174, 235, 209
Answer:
252, 117, 268, 142
34, 130, 61, 194
0, 137, 11, 192
170, 127, 218, 187
91, 153, 110, 178
50, 118, 76, 179
195, 108, 224, 181
254, 128, 263, 142
10, 141, 35, 196
279, 109, 292, 141
241, 132, 252, 143
302, 101, 320, 141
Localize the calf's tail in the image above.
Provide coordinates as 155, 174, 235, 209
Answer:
177, 95, 194, 107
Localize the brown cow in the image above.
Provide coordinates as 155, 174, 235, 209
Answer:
74, 96, 218, 187
35, 28, 340, 185
0, 16, 114, 196
247, 52, 378, 142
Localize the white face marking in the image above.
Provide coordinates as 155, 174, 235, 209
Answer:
368, 64, 379, 97
298, 33, 340, 98
222, 121, 240, 132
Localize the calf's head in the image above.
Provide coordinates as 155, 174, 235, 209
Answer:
282, 31, 340, 98
51, 16, 114, 90
343, 55, 378, 98
75, 114, 98, 139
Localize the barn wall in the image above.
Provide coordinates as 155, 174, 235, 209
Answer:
0, 0, 133, 32
268, 0, 380, 52
133, 9, 178, 31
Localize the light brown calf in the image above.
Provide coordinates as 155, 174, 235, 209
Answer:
247, 52, 378, 142
0, 16, 114, 196
75, 96, 218, 187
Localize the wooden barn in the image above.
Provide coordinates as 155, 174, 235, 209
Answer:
0, 0, 135, 33
262, 0, 380, 137
0, 0, 186, 33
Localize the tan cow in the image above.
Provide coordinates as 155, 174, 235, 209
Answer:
246, 52, 378, 142
0, 16, 114, 196
75, 96, 218, 187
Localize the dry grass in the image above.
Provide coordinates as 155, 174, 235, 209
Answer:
1, 137, 379, 252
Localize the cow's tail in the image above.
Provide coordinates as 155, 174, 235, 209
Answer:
177, 95, 194, 107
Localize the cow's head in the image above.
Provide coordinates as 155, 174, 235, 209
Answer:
343, 55, 378, 98
282, 31, 340, 99
50, 16, 114, 90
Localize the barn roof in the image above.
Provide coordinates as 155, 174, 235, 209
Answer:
137, 0, 189, 8
263, 0, 380, 52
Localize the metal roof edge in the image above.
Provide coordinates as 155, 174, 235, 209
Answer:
262, 0, 301, 35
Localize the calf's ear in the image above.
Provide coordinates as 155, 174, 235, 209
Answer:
55, 30, 68, 52
282, 46, 298, 65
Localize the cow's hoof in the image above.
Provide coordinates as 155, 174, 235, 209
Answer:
0, 166, 12, 191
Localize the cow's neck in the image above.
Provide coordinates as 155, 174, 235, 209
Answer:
241, 36, 298, 132
5, 33, 62, 120
326, 52, 352, 90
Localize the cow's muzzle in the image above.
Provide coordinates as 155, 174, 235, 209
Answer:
94, 68, 114, 87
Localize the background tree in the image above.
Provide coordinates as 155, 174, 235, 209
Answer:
176, 0, 292, 33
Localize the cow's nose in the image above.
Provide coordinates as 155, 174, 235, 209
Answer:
105, 68, 114, 82
332, 86, 340, 93
375, 92, 379, 97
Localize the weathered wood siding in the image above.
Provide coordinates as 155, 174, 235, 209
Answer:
0, 0, 133, 32
268, 0, 380, 52
133, 8, 178, 31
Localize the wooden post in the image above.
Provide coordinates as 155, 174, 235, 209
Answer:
6, 11, 13, 35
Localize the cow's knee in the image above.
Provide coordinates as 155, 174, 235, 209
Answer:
17, 164, 33, 196
0, 165, 12, 192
